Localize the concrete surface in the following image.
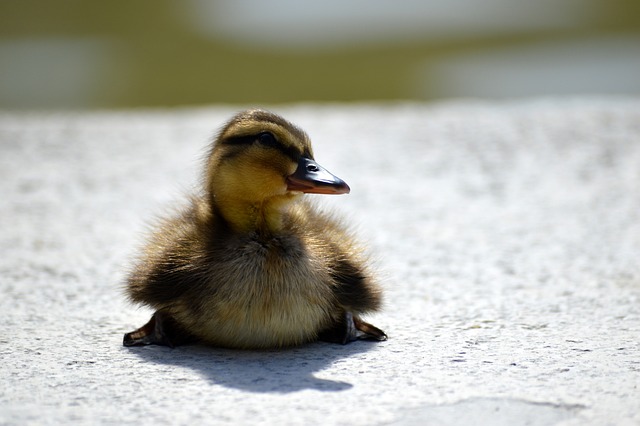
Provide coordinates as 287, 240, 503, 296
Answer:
1, 98, 639, 425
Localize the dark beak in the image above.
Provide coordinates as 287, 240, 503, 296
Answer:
286, 157, 350, 195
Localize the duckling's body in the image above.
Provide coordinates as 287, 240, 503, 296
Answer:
124, 110, 385, 349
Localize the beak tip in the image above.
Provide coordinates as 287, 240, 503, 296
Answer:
287, 157, 351, 195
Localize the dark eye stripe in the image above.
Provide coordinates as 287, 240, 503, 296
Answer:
222, 132, 301, 162
223, 134, 255, 146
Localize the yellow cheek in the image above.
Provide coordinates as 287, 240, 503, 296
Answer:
233, 153, 292, 198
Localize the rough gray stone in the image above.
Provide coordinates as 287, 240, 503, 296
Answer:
1, 99, 639, 425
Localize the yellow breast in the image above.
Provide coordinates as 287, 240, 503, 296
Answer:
173, 234, 336, 349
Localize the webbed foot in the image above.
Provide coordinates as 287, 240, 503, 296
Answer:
353, 314, 387, 342
319, 311, 387, 344
123, 310, 195, 347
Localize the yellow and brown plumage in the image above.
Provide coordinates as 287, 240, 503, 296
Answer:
123, 109, 386, 349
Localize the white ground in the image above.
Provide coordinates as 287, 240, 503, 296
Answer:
1, 98, 639, 425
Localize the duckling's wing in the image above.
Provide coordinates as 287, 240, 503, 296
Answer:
127, 249, 205, 309
126, 201, 213, 308
329, 256, 382, 313
124, 240, 210, 347
124, 205, 216, 347
302, 206, 386, 344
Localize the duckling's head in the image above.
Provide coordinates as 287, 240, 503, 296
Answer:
206, 109, 349, 233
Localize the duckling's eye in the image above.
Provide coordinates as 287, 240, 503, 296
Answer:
258, 132, 278, 148
255, 132, 301, 162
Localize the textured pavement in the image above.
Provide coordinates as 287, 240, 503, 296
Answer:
1, 99, 639, 425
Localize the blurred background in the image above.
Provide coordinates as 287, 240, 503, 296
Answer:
1, 0, 639, 109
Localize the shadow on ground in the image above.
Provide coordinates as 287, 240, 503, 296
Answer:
124, 339, 382, 393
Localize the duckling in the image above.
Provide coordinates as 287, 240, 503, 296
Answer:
123, 109, 386, 349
